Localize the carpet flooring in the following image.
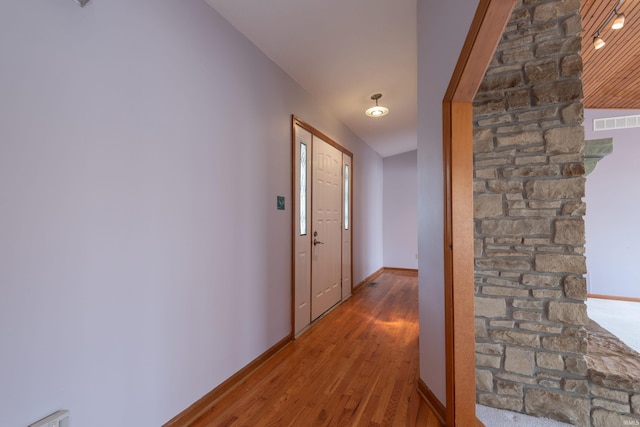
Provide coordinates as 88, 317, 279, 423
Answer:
587, 298, 640, 354
477, 405, 572, 427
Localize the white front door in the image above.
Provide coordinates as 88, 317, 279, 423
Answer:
311, 137, 342, 320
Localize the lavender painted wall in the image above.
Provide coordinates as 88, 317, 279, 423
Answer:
584, 109, 640, 298
0, 1, 383, 425
354, 145, 385, 280
417, 0, 480, 405
383, 150, 418, 269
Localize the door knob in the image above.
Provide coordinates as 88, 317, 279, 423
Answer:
313, 238, 324, 246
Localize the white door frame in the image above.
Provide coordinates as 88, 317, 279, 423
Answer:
291, 116, 353, 337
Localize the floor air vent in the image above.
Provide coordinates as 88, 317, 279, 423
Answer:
367, 282, 377, 287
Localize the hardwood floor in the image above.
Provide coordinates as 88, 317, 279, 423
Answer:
189, 270, 442, 427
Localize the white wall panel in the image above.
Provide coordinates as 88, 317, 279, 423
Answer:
417, 0, 480, 406
584, 109, 640, 298
383, 150, 418, 269
0, 1, 383, 425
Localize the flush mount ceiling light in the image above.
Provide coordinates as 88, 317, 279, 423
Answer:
592, 0, 626, 50
365, 93, 389, 117
74, 0, 91, 7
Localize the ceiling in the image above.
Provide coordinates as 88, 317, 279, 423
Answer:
204, 0, 638, 158
204, 0, 417, 158
581, 0, 640, 109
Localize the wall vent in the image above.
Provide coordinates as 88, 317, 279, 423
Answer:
593, 114, 640, 131
29, 410, 70, 427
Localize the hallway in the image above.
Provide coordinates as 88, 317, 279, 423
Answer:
190, 270, 441, 426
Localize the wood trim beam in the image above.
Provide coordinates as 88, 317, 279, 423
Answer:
383, 267, 419, 276
292, 116, 354, 157
445, 0, 516, 102
441, 1, 516, 426
588, 293, 640, 303
443, 101, 475, 427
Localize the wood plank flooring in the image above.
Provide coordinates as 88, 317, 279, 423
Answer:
190, 270, 442, 427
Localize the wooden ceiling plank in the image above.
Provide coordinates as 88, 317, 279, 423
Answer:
581, 0, 640, 109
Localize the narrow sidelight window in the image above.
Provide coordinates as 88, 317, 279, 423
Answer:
344, 164, 349, 230
300, 142, 307, 235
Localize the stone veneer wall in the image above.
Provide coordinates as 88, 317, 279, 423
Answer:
473, 0, 590, 425
586, 321, 640, 426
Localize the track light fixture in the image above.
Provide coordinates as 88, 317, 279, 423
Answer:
593, 33, 606, 50
365, 93, 389, 117
592, 0, 627, 50
612, 12, 626, 30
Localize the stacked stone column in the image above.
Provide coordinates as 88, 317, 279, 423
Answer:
473, 0, 590, 424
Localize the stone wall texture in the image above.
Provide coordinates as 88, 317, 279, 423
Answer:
473, 1, 640, 426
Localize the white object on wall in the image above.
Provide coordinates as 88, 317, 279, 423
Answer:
29, 410, 70, 427
593, 114, 640, 131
